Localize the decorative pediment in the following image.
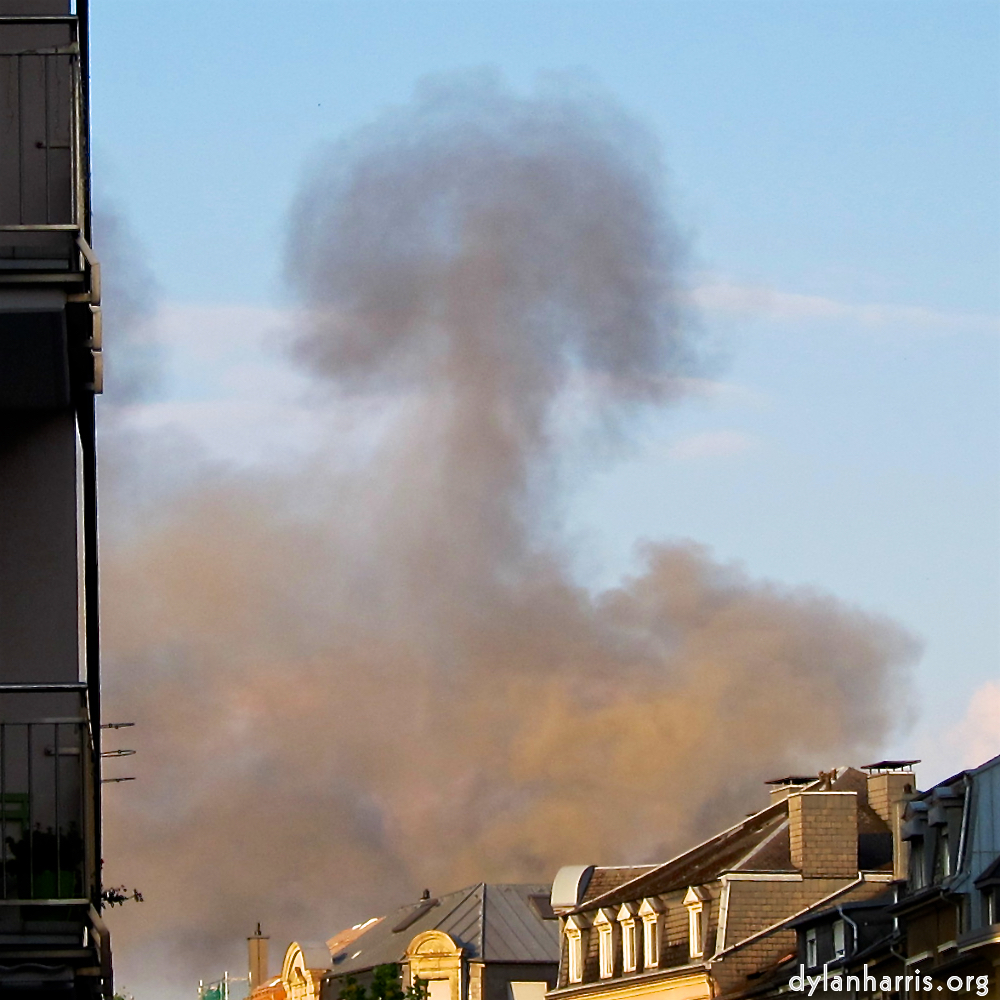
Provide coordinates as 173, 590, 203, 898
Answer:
616, 903, 636, 921
683, 885, 710, 906
406, 929, 461, 958
592, 908, 614, 927
637, 897, 662, 917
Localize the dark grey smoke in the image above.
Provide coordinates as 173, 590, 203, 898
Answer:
99, 72, 919, 1000
92, 205, 160, 406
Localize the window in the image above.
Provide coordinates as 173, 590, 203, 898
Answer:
595, 910, 615, 979
427, 982, 450, 1000
910, 839, 926, 890
688, 906, 703, 959
621, 920, 636, 973
598, 925, 613, 978
983, 889, 997, 927
638, 899, 661, 969
805, 928, 818, 969
565, 918, 584, 984
618, 903, 639, 972
934, 830, 951, 880
643, 917, 659, 968
683, 886, 707, 961
833, 920, 846, 960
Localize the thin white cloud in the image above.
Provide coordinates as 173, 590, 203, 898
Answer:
674, 376, 770, 410
692, 279, 1000, 334
943, 680, 1000, 773
667, 429, 760, 461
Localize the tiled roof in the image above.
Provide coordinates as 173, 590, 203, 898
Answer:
579, 867, 657, 905
573, 803, 788, 911
571, 767, 893, 912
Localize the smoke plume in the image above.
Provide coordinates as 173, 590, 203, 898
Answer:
100, 73, 918, 997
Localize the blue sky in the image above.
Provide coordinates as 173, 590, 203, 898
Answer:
91, 1, 998, 780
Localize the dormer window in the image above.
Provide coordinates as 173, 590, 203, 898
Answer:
934, 829, 951, 880
565, 916, 585, 984
593, 909, 616, 979
805, 928, 818, 968
833, 920, 846, 960
637, 898, 661, 969
910, 838, 926, 890
618, 904, 637, 973
683, 886, 709, 961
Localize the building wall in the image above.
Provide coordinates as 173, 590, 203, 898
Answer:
967, 757, 1000, 934
0, 409, 82, 685
482, 961, 556, 1000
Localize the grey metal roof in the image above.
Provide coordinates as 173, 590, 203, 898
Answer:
327, 884, 558, 979
480, 884, 558, 962
300, 941, 338, 971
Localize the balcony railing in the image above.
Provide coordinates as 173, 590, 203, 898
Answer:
0, 683, 96, 904
0, 12, 89, 276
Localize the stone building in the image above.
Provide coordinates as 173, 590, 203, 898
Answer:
321, 884, 559, 1000
547, 765, 913, 1000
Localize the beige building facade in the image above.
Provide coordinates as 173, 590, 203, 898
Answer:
548, 765, 914, 1000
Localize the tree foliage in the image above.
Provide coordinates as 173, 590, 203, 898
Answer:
338, 964, 428, 1000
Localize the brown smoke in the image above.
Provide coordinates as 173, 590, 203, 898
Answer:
100, 73, 918, 998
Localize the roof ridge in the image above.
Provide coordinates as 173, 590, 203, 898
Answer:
730, 817, 789, 870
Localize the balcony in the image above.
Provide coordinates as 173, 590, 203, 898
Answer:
0, 683, 96, 905
0, 8, 92, 281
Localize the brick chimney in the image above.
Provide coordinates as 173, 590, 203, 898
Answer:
248, 924, 269, 993
866, 768, 916, 879
788, 791, 858, 878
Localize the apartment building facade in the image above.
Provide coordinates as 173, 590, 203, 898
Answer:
547, 765, 914, 1000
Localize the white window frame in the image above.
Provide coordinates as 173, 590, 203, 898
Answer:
687, 905, 703, 959
832, 919, 846, 960
565, 917, 585, 984
683, 886, 708, 961
618, 904, 637, 973
805, 927, 818, 969
638, 898, 661, 969
594, 909, 615, 979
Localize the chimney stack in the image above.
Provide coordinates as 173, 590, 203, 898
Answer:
863, 761, 918, 879
766, 775, 816, 807
788, 791, 858, 878
248, 924, 269, 993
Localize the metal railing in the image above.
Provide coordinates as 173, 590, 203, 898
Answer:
0, 682, 95, 903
